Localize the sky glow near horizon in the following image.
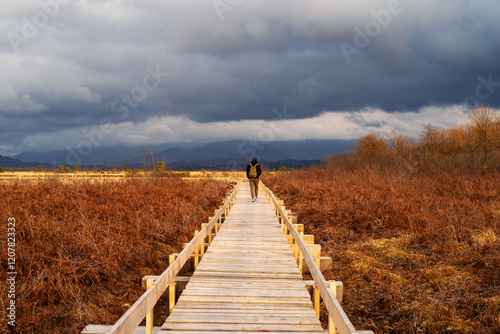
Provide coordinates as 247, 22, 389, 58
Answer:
0, 0, 499, 155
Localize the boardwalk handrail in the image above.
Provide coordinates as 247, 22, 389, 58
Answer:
105, 180, 243, 334
261, 182, 371, 334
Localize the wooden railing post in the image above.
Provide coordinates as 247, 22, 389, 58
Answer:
328, 280, 344, 334
329, 310, 336, 334
168, 254, 176, 314
200, 231, 205, 259
293, 235, 299, 260
290, 236, 299, 262
298, 231, 304, 275
206, 220, 213, 243
145, 278, 154, 334
314, 257, 321, 318
334, 281, 344, 303
194, 230, 199, 269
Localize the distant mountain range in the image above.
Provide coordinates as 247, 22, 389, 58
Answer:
0, 155, 40, 168
4, 139, 357, 170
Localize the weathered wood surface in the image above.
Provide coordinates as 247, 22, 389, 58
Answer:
101, 182, 241, 334
160, 182, 323, 333
82, 325, 161, 334
261, 184, 373, 334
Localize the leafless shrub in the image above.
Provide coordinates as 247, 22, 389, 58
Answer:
335, 107, 500, 175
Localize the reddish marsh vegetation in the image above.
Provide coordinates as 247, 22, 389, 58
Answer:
264, 108, 500, 333
265, 169, 499, 333
0, 177, 230, 333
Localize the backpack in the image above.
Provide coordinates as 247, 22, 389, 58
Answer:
248, 163, 259, 178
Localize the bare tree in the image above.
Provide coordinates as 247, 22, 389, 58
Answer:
138, 143, 156, 171
469, 106, 495, 154
138, 144, 169, 180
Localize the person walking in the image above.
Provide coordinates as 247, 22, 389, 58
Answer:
246, 157, 262, 202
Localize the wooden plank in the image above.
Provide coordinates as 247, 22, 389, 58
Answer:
191, 273, 302, 280
303, 234, 315, 244
185, 278, 307, 286
181, 289, 310, 298
307, 244, 321, 258
192, 267, 299, 273
193, 266, 299, 272
195, 260, 297, 266
164, 315, 321, 325
192, 266, 301, 273
184, 285, 307, 292
176, 296, 313, 305
159, 331, 321, 334
82, 325, 161, 334
169, 309, 318, 317
161, 323, 323, 332
172, 303, 316, 311
292, 224, 304, 233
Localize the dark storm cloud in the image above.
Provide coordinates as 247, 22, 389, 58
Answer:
0, 0, 499, 153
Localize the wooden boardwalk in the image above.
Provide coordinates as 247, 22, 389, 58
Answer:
83, 180, 372, 334
160, 182, 324, 333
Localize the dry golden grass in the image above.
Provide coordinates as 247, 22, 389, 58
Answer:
263, 168, 499, 333
0, 176, 231, 333
0, 170, 245, 185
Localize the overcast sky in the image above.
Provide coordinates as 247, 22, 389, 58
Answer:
1, 0, 499, 155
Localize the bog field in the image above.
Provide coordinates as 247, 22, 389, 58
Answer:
264, 169, 499, 333
1, 108, 499, 333
0, 175, 232, 333
0, 169, 498, 333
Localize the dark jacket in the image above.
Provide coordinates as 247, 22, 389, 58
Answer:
246, 161, 262, 179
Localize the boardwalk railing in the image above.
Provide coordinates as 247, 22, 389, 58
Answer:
84, 179, 372, 334
260, 182, 373, 334
104, 180, 243, 334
